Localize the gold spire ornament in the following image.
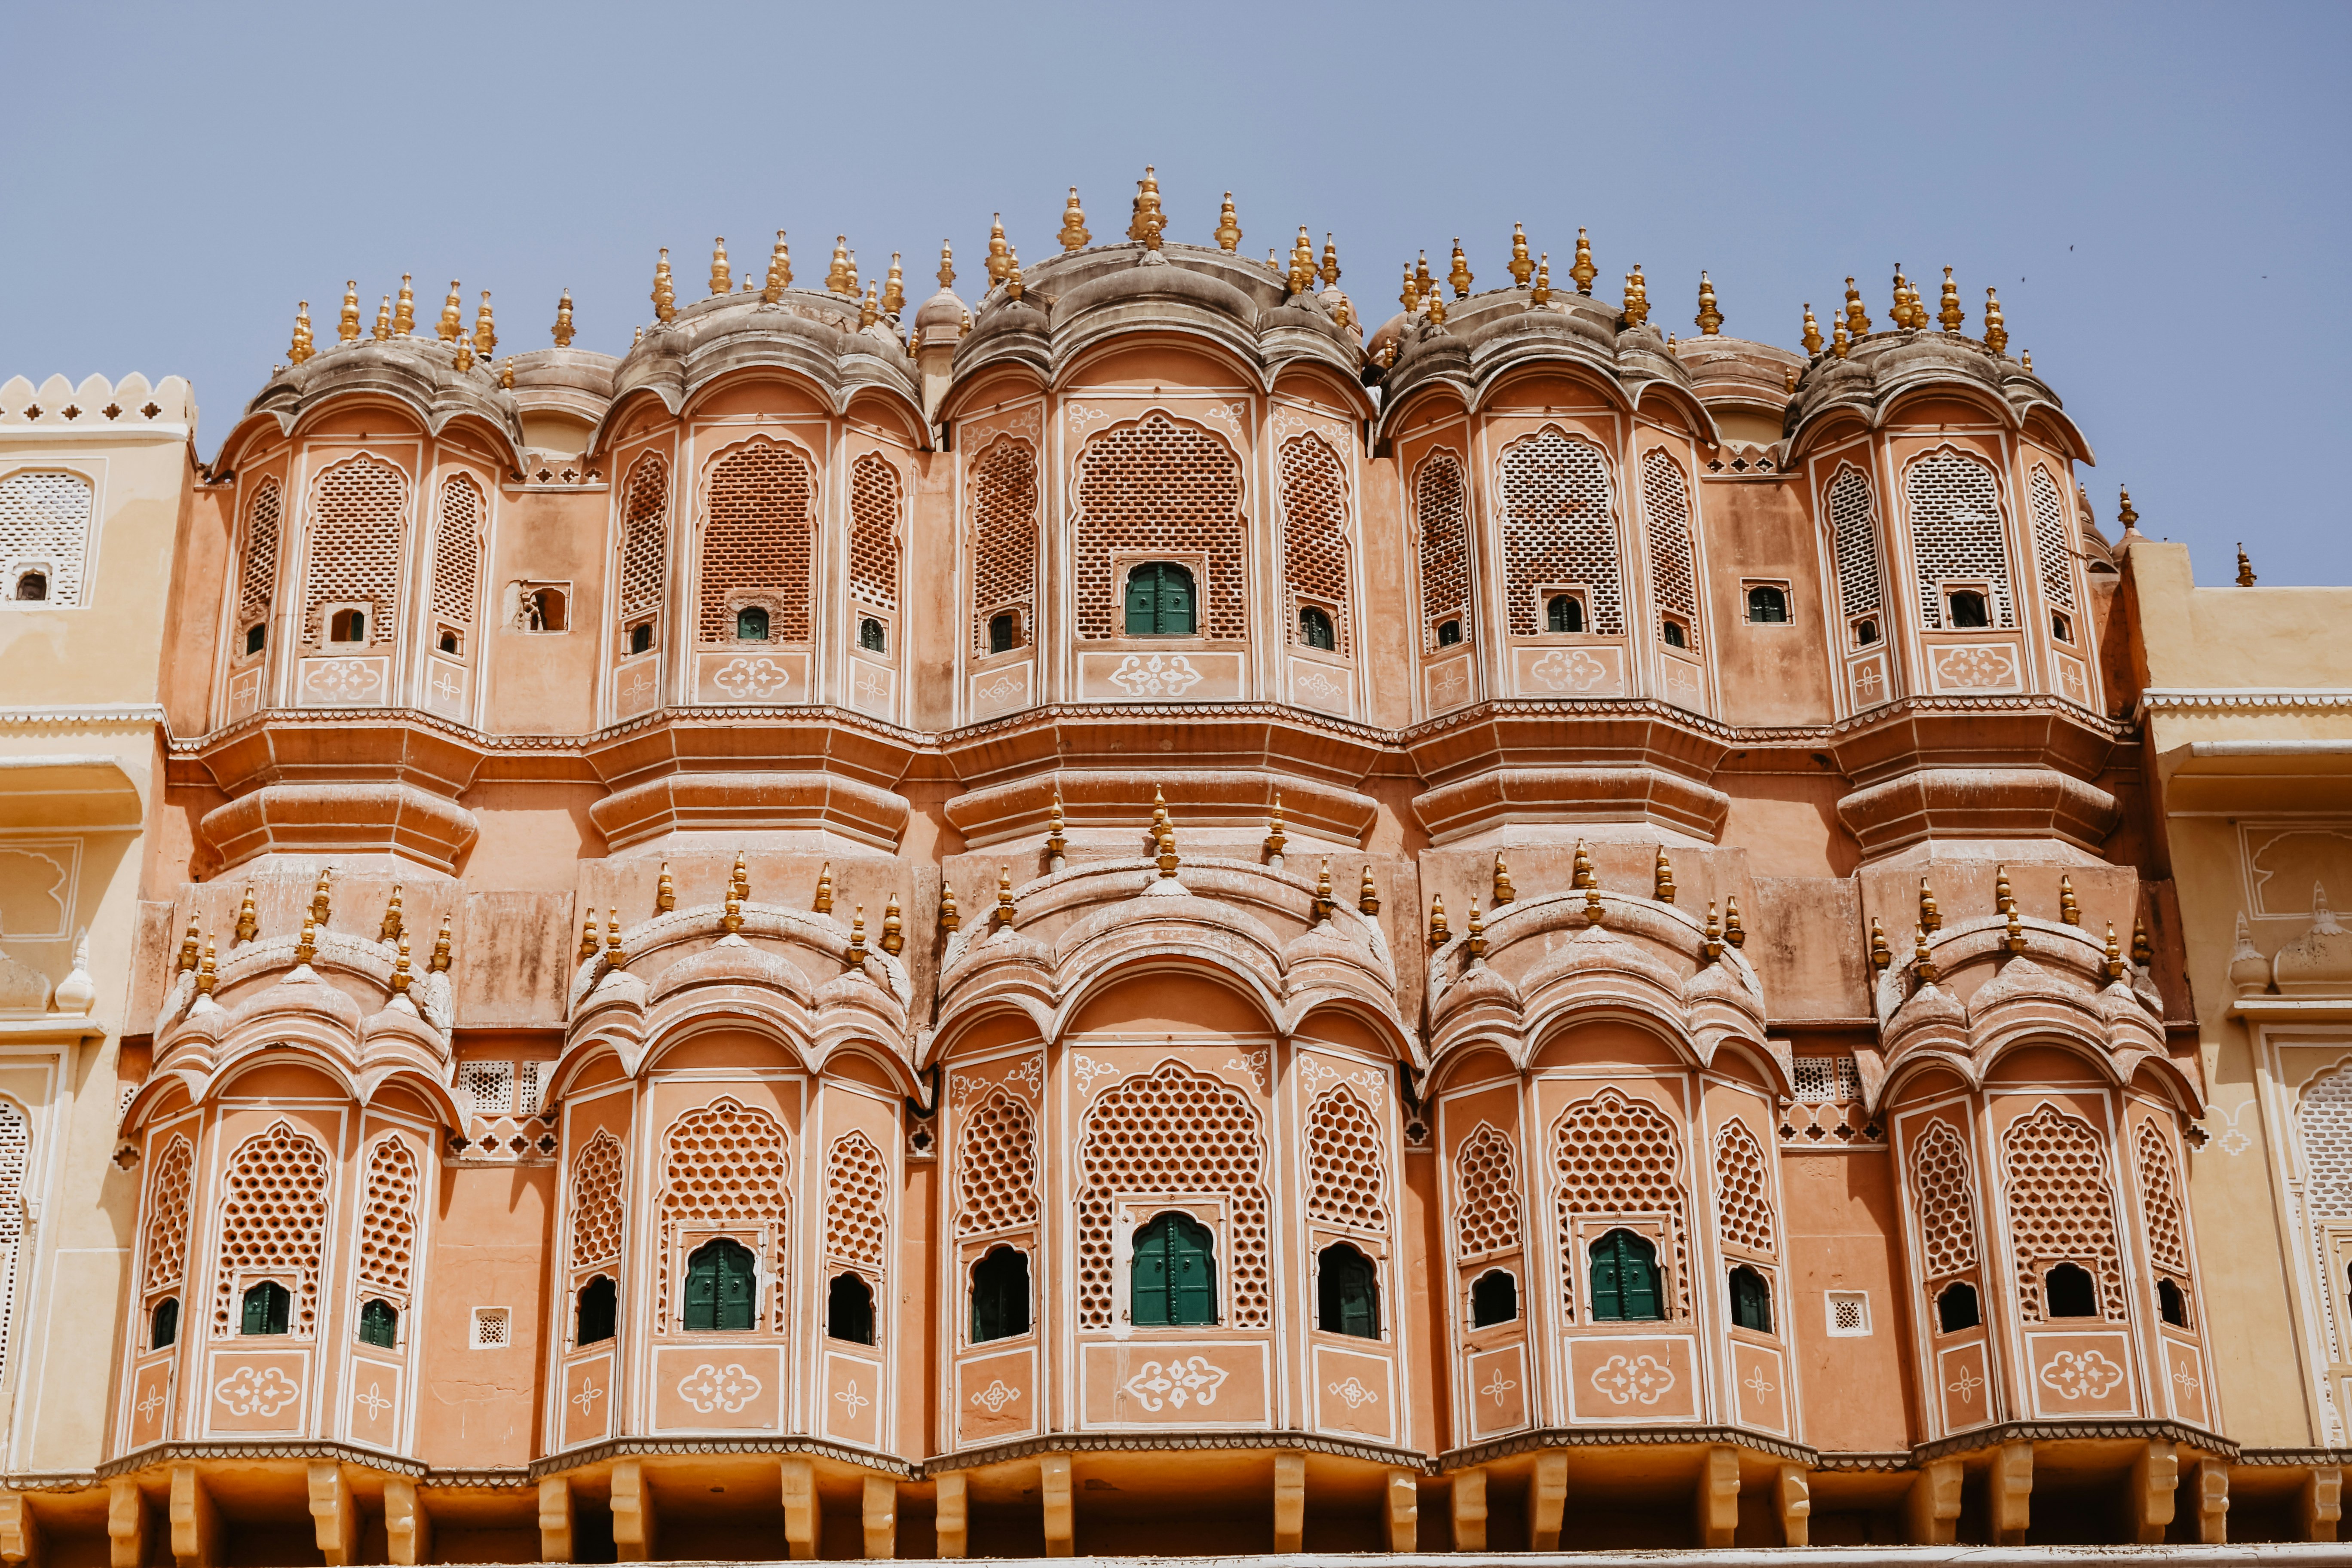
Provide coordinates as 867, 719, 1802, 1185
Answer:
722, 890, 744, 934
338, 280, 361, 344
882, 894, 904, 956
765, 232, 793, 302
1572, 839, 1596, 890
1428, 893, 1449, 948
936, 239, 955, 292
452, 334, 474, 373
389, 934, 412, 994
373, 295, 392, 341
578, 911, 600, 962
499, 358, 515, 390
1583, 879, 1605, 929
1623, 265, 1650, 328
1570, 227, 1597, 295
1509, 224, 1534, 288
651, 251, 676, 323
439, 280, 465, 342
1467, 899, 1487, 958
1982, 287, 2008, 356
430, 916, 453, 972
1005, 252, 1024, 302
730, 848, 750, 904
1995, 863, 2015, 916
1939, 266, 1964, 332
1784, 366, 1797, 393
2059, 875, 2080, 925
1801, 303, 1823, 357
554, 289, 576, 347
1415, 250, 1433, 297
1914, 925, 1938, 986
1694, 271, 1722, 335
177, 917, 200, 973
310, 870, 333, 928
1288, 227, 1317, 296
1492, 851, 1515, 905
1427, 288, 1449, 326
827, 236, 853, 297
1360, 865, 1380, 917
1531, 254, 1552, 306
288, 302, 315, 365
1703, 901, 1724, 961
1919, 877, 1941, 933
710, 237, 731, 297
986, 215, 1011, 284
1201, 191, 1237, 253
2103, 921, 2125, 980
1059, 187, 1090, 251
2132, 917, 2154, 968
657, 861, 675, 913
294, 916, 317, 968
1313, 860, 1335, 922
1870, 916, 1891, 971
995, 864, 1017, 928
1843, 277, 1870, 338
1152, 787, 1179, 879
2118, 486, 2141, 535
606, 907, 623, 962
196, 937, 218, 996
883, 253, 906, 316
2238, 544, 2257, 587
940, 880, 961, 933
1127, 166, 1165, 249
235, 885, 258, 945
1831, 318, 1850, 358
1263, 793, 1286, 861
394, 274, 416, 337
848, 906, 867, 962
2003, 900, 2027, 955
1655, 847, 1676, 903
380, 885, 405, 943
861, 283, 880, 329
816, 861, 835, 915
1723, 895, 1746, 949
1400, 264, 1421, 313
1447, 238, 1473, 299
1320, 235, 1339, 289
2021, 349, 2033, 372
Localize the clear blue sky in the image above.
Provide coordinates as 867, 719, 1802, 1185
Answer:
4, 2, 2343, 585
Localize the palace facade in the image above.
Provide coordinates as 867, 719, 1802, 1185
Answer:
2, 181, 2351, 1561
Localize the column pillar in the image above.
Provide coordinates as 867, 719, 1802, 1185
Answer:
536, 1476, 574, 1564
1272, 1454, 1305, 1553
0, 1491, 43, 1568
105, 1480, 144, 1568
1528, 1453, 1567, 1550
1904, 1458, 1962, 1546
2305, 1465, 2343, 1543
2192, 1457, 2229, 1546
384, 1478, 432, 1568
1775, 1463, 1810, 1548
1383, 1469, 1418, 1553
862, 1477, 897, 1559
1694, 1446, 1739, 1549
1991, 1440, 2034, 1545
306, 1464, 357, 1567
611, 1459, 657, 1562
934, 1472, 968, 1559
1039, 1455, 1074, 1558
1449, 1467, 1485, 1552
2125, 1439, 2178, 1545
169, 1465, 220, 1568
782, 1456, 822, 1561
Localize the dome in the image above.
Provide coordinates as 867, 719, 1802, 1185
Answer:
914, 286, 965, 332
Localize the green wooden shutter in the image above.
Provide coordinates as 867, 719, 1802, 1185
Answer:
1133, 1221, 1170, 1324
1125, 570, 1160, 635
1170, 1216, 1215, 1324
718, 1244, 756, 1331
1590, 1235, 1622, 1320
1622, 1236, 1661, 1320
242, 1286, 270, 1336
1159, 567, 1195, 635
685, 1248, 719, 1330
1339, 1257, 1377, 1338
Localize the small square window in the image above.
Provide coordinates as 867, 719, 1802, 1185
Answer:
1744, 583, 1792, 625
471, 1306, 511, 1348
1825, 1290, 1871, 1337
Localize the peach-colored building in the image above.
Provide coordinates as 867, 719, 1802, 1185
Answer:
2, 187, 2349, 1559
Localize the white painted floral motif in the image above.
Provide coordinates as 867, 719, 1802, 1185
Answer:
353, 1381, 392, 1418
1742, 1366, 1775, 1402
570, 1375, 603, 1415
1196, 401, 1250, 438
1224, 1050, 1270, 1096
1066, 403, 1113, 435
1481, 1367, 1517, 1407
1001, 1055, 1046, 1100
1294, 666, 1344, 705
213, 1364, 301, 1418
2172, 1362, 2202, 1399
1432, 664, 1470, 708
302, 659, 383, 701
136, 1381, 168, 1422
2036, 1348, 2125, 1402
1326, 1375, 1379, 1410
1855, 660, 1886, 704
970, 1378, 1022, 1414
1588, 1353, 1676, 1407
1946, 1367, 1985, 1406
712, 656, 792, 701
1106, 653, 1202, 698
1073, 1055, 1121, 1097
1119, 1355, 1228, 1412
1932, 644, 2018, 690
1528, 648, 1613, 694
833, 1378, 871, 1418
1298, 1057, 1385, 1106
2202, 1100, 2252, 1157
676, 1361, 763, 1414
975, 669, 1026, 706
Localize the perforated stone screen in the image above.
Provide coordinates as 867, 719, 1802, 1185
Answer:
569, 1130, 625, 1270
1910, 1119, 1980, 1280
1075, 1062, 1270, 1329
460, 1061, 514, 1118
1413, 453, 1470, 652
954, 1088, 1039, 1237
1452, 1122, 1522, 1261
236, 478, 283, 628
1827, 467, 1883, 623
432, 475, 484, 630
1793, 1056, 1862, 1105
2030, 464, 2076, 612
659, 1097, 790, 1330
1641, 450, 1698, 636
1552, 1089, 1689, 1317
1074, 414, 1245, 640
968, 438, 1038, 652
0, 470, 92, 606
1905, 450, 2015, 630
1280, 434, 1352, 654
2135, 1119, 2190, 1277
2001, 1103, 2125, 1321
302, 454, 407, 645
1712, 1118, 1775, 1256
825, 1131, 889, 1269
358, 1136, 419, 1293
698, 440, 813, 643
1501, 429, 1621, 637
617, 453, 670, 623
848, 453, 900, 612
210, 1120, 332, 1337
143, 1135, 195, 1292
1305, 1087, 1389, 1234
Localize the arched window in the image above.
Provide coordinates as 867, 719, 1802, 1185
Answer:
1299, 605, 1335, 651
1853, 616, 1880, 647
329, 608, 367, 643
1470, 1268, 1518, 1328
1947, 589, 1990, 628
858, 616, 886, 653
1131, 1211, 1216, 1326
683, 1238, 756, 1332
628, 622, 653, 655
526, 587, 569, 632
1122, 562, 1196, 637
2159, 1277, 2189, 1329
1588, 1228, 1663, 1322
1316, 1243, 1380, 1339
1546, 593, 1584, 633
2051, 611, 2073, 643
13, 571, 45, 602
988, 611, 1020, 654
1936, 1280, 1981, 1333
1436, 618, 1463, 647
1661, 617, 1687, 649
1728, 1265, 1772, 1332
2044, 1262, 2098, 1318
1746, 585, 1789, 624
240, 1280, 292, 1336
245, 622, 267, 655
358, 1298, 398, 1348
971, 1245, 1031, 1343
576, 1276, 617, 1345
827, 1272, 876, 1344
735, 606, 769, 641
150, 1297, 178, 1351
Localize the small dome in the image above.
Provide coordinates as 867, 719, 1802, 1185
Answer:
914, 287, 965, 331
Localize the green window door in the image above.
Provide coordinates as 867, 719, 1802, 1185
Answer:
1132, 1212, 1216, 1325
240, 1280, 291, 1335
684, 1237, 757, 1331
1589, 1228, 1663, 1321
1123, 563, 1197, 636
1317, 1243, 1380, 1338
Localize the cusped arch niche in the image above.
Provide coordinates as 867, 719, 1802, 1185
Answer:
1072, 412, 1245, 642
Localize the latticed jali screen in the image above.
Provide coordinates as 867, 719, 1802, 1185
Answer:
569, 1130, 625, 1270
1641, 450, 1698, 639
2030, 463, 2077, 613
658, 1097, 790, 1330
357, 1136, 420, 1293
824, 1132, 890, 1269
1712, 1118, 1776, 1255
1413, 454, 1470, 651
2135, 1118, 2191, 1276
1906, 451, 2015, 629
617, 453, 671, 625
954, 1088, 1039, 1236
1826, 468, 1884, 623
1452, 1123, 1522, 1260
302, 454, 408, 644
1279, 434, 1352, 653
142, 1135, 196, 1292
1073, 414, 1246, 640
1909, 1119, 1981, 1280
968, 438, 1038, 652
210, 1121, 332, 1336
2001, 1103, 2125, 1320
848, 453, 900, 612
236, 478, 283, 632
0, 470, 94, 606
1501, 429, 1622, 636
1553, 1089, 1688, 1317
698, 440, 814, 643
431, 475, 484, 631
1305, 1087, 1389, 1232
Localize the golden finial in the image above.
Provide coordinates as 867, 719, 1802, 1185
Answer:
1493, 851, 1515, 905
380, 884, 405, 944
1570, 227, 1597, 295
1531, 254, 1551, 306
605, 907, 622, 962
860, 283, 880, 329
1213, 192, 1242, 252
310, 869, 333, 928
553, 288, 576, 347
429, 915, 452, 972
1724, 895, 1745, 949
2131, 917, 2154, 968
394, 273, 415, 337
2003, 900, 2027, 955
728, 848, 749, 904
1571, 839, 1596, 890
177, 917, 200, 973
1428, 893, 1449, 948
1360, 865, 1380, 917
1287, 227, 1317, 296
1703, 901, 1723, 961
883, 253, 906, 316
1508, 224, 1534, 288
578, 911, 599, 962
390, 934, 412, 994
1622, 265, 1650, 328
935, 238, 954, 292
1831, 318, 1850, 358
633, 326, 643, 346
1129, 165, 1165, 250
1582, 878, 1604, 928
1447, 238, 1473, 299
1938, 266, 1964, 332
1982, 287, 2008, 356
763, 231, 793, 303
651, 250, 676, 323
1059, 187, 1090, 251
1314, 859, 1335, 922
1425, 288, 1446, 327
1467, 899, 1487, 959
1783, 365, 1797, 393
1919, 877, 1941, 934
1870, 916, 1891, 971
656, 861, 675, 913
995, 864, 1017, 928
338, 280, 361, 344
1914, 925, 1938, 986
1153, 787, 1179, 879
1890, 266, 1914, 329
721, 890, 743, 934
1264, 793, 1286, 861
1995, 863, 2015, 915
2059, 875, 2080, 925
986, 215, 1011, 284
2117, 485, 2140, 534
882, 894, 903, 956
816, 861, 835, 915
1694, 271, 1722, 335
1843, 276, 1870, 338
373, 295, 392, 341
1415, 249, 1433, 296
1801, 303, 1822, 357
848, 905, 867, 961
499, 357, 515, 390
452, 334, 474, 373
709, 237, 731, 297
295, 916, 318, 969
196, 937, 218, 996
826, 236, 853, 297
288, 301, 315, 365
1400, 263, 1421, 313
234, 885, 258, 945
2237, 544, 2257, 587
2103, 921, 2125, 980
1005, 251, 1024, 302
1654, 847, 1676, 904
439, 280, 465, 342
2021, 349, 2033, 373
940, 880, 961, 933
1320, 234, 1339, 289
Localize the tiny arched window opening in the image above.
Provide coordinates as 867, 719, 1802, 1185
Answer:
683, 1237, 756, 1332
328, 608, 368, 643
971, 1245, 1031, 1344
2051, 611, 2073, 644
358, 1298, 399, 1348
576, 1275, 618, 1346
735, 605, 769, 642
1546, 593, 1585, 634
1661, 617, 1687, 649
1853, 617, 1880, 648
1131, 1211, 1216, 1326
827, 1271, 876, 1345
628, 621, 654, 655
14, 571, 47, 602
437, 628, 461, 655
1123, 562, 1197, 636
150, 1297, 179, 1351
2044, 1262, 2098, 1319
1436, 618, 1463, 647
1588, 1228, 1664, 1322
2158, 1276, 2189, 1329
1947, 589, 1991, 629
1746, 585, 1789, 624
1316, 1242, 1381, 1339
240, 1280, 292, 1336
1728, 1265, 1773, 1333
1299, 605, 1335, 651
988, 611, 1019, 654
1470, 1268, 1519, 1328
859, 616, 887, 653
1936, 1280, 1981, 1333
244, 622, 267, 655
526, 587, 569, 632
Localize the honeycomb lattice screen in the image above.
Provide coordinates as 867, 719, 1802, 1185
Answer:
1501, 429, 1622, 636
954, 1087, 1039, 1237
2030, 463, 2077, 613
1075, 1062, 1270, 1329
2135, 1118, 2191, 1277
568, 1130, 625, 1270
2303, 1069, 2352, 1216
0, 470, 94, 607
824, 1131, 889, 1270
1905, 450, 2015, 630
0, 1101, 28, 1249
142, 1134, 196, 1292
698, 439, 814, 643
1827, 467, 1884, 623
1792, 1056, 1862, 1104
357, 1136, 420, 1293
236, 478, 283, 630
848, 452, 901, 612
1413, 453, 1470, 651
1909, 1119, 1981, 1280
968, 438, 1038, 653
1712, 1117, 1776, 1256
1305, 1087, 1389, 1234
2001, 1102, 2125, 1321
209, 1120, 332, 1337
1640, 449, 1698, 638
617, 453, 671, 624
658, 1096, 791, 1331
459, 1061, 514, 1118
1553, 1089, 1689, 1318
1279, 434, 1352, 654
302, 454, 408, 645
431, 475, 484, 631
1452, 1122, 1522, 1261
1073, 413, 1246, 640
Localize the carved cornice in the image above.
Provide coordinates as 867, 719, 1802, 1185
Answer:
1912, 1418, 2235, 1465
2138, 688, 2352, 716
97, 1439, 426, 1480
1440, 1423, 1815, 1471
531, 1435, 915, 1481
933, 1428, 1431, 1477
